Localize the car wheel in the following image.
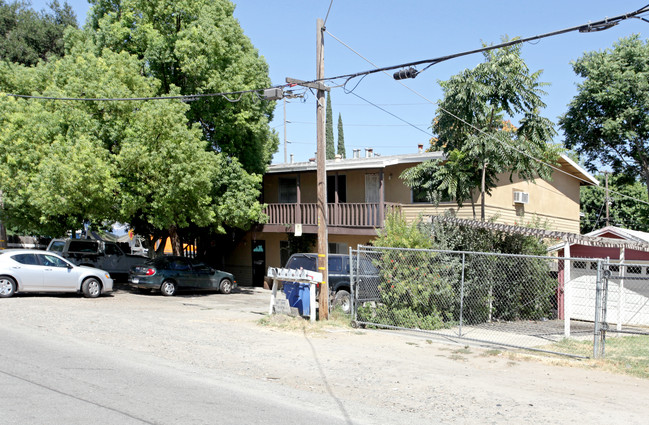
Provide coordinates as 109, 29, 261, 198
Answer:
160, 280, 176, 296
219, 278, 233, 294
82, 278, 101, 298
333, 290, 351, 314
0, 276, 16, 298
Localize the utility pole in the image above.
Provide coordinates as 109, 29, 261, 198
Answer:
285, 19, 330, 320
605, 171, 610, 227
315, 18, 329, 319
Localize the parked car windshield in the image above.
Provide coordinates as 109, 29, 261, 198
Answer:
48, 241, 65, 252
288, 255, 317, 271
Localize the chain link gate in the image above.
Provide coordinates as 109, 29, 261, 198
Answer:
350, 245, 609, 358
594, 260, 649, 358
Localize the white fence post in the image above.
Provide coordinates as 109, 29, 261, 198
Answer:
564, 242, 571, 338
617, 248, 625, 332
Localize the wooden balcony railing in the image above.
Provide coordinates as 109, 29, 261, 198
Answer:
263, 202, 400, 228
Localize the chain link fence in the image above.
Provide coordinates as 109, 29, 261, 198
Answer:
351, 245, 612, 358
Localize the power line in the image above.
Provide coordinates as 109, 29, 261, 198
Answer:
5, 86, 288, 102
309, 5, 649, 88
326, 26, 649, 208
288, 120, 430, 127
323, 0, 334, 27
348, 91, 433, 137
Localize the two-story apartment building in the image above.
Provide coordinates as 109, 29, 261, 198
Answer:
226, 149, 597, 286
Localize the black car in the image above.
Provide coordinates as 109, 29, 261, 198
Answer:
129, 256, 236, 296
283, 253, 379, 313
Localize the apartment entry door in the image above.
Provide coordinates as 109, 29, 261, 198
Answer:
251, 240, 266, 287
365, 173, 380, 225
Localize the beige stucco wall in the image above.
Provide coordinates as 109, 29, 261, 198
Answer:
263, 157, 585, 235
398, 167, 582, 233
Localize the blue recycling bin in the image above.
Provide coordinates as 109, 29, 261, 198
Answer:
282, 282, 311, 316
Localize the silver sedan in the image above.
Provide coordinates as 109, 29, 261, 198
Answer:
0, 249, 113, 298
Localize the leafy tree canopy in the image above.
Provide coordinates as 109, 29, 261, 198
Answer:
560, 35, 649, 197
580, 174, 649, 233
402, 41, 560, 220
87, 0, 278, 174
0, 0, 77, 66
0, 33, 264, 248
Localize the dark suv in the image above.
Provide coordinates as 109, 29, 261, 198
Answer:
283, 253, 379, 314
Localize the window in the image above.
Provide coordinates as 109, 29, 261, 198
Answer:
41, 254, 69, 268
68, 240, 99, 253
608, 265, 620, 272
287, 255, 316, 271
280, 241, 290, 268
359, 258, 378, 274
12, 253, 39, 265
104, 244, 120, 255
49, 241, 65, 252
573, 261, 586, 269
328, 242, 348, 254
170, 259, 191, 271
278, 178, 297, 203
327, 175, 347, 203
412, 185, 452, 204
191, 260, 211, 272
328, 256, 343, 273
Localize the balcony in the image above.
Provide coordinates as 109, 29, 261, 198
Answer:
261, 202, 400, 235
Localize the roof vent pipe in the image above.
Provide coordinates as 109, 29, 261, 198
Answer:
290, 154, 294, 164
418, 144, 424, 153
365, 148, 373, 158
353, 149, 360, 159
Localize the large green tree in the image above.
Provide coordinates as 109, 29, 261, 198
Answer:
87, 0, 278, 174
0, 30, 265, 254
0, 0, 77, 66
402, 41, 560, 220
580, 174, 649, 233
560, 35, 649, 200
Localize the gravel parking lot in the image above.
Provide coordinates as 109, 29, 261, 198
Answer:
2, 285, 649, 424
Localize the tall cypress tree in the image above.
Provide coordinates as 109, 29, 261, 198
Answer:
325, 92, 335, 159
337, 113, 346, 159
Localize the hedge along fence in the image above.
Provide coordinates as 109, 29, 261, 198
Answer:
352, 246, 558, 335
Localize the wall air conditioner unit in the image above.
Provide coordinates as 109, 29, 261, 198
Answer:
513, 191, 529, 204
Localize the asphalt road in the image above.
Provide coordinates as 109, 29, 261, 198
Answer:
3, 287, 649, 424
0, 325, 364, 425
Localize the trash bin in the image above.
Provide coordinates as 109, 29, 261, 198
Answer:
282, 282, 311, 316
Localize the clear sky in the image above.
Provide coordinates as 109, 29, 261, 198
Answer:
29, 1, 649, 167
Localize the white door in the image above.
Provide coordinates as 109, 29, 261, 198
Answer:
39, 254, 79, 291
365, 173, 380, 225
8, 253, 44, 290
